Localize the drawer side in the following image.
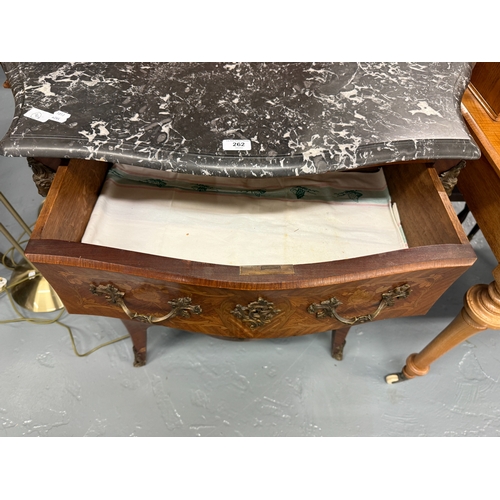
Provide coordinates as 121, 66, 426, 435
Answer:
31, 159, 109, 242
384, 163, 469, 247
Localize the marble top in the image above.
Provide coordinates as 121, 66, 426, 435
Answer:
0, 62, 480, 177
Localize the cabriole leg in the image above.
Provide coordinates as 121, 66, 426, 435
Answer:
122, 319, 148, 367
331, 327, 351, 360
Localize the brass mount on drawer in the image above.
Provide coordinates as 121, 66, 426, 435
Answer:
230, 297, 281, 329
308, 284, 411, 326
90, 284, 202, 324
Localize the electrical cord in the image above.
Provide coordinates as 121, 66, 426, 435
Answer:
1, 226, 130, 357
0, 251, 15, 269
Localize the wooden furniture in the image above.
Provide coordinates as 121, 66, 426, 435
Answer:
24, 160, 475, 366
386, 62, 500, 383
0, 63, 481, 371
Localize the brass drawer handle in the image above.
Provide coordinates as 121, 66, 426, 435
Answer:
90, 284, 202, 324
307, 284, 411, 326
231, 297, 281, 329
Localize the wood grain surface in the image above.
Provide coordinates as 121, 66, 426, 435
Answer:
469, 62, 500, 121
31, 159, 109, 241
460, 82, 500, 261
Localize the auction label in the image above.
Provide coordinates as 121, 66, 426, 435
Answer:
223, 139, 251, 151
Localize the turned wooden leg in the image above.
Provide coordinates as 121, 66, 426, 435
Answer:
386, 274, 500, 383
331, 327, 351, 360
122, 319, 148, 367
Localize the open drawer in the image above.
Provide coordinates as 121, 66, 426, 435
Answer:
25, 159, 476, 340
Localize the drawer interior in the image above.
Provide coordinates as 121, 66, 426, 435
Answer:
30, 160, 468, 254
78, 163, 408, 266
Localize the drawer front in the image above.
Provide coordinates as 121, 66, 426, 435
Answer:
35, 261, 466, 339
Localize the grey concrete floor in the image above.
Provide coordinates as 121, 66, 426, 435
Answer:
1, 66, 500, 440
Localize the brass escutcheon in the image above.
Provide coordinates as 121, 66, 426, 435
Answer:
90, 284, 202, 324
308, 284, 411, 326
230, 297, 281, 329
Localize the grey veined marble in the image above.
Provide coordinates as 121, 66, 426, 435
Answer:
0, 62, 480, 177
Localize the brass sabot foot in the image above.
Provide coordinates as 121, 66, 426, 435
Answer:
385, 372, 408, 384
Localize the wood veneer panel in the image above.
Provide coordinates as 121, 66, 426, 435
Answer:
30, 159, 109, 242
29, 259, 471, 338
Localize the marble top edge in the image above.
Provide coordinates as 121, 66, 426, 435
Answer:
0, 62, 480, 176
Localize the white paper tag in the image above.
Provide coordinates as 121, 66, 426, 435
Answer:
24, 107, 71, 123
223, 139, 251, 151
24, 108, 53, 123
50, 110, 71, 123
